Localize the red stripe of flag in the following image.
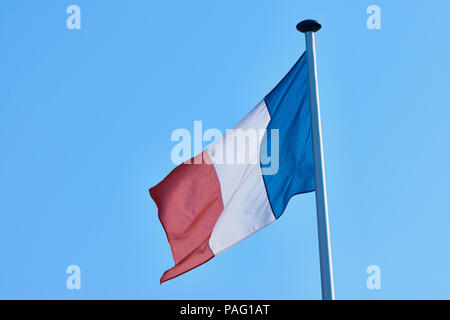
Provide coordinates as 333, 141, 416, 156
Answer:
149, 151, 223, 283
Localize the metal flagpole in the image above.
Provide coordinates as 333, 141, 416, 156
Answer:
297, 19, 335, 300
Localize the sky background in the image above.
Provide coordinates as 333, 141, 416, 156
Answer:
1, 0, 450, 299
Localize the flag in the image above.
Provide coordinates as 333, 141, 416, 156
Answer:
150, 52, 315, 283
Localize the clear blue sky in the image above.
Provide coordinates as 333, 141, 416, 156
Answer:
1, 0, 450, 299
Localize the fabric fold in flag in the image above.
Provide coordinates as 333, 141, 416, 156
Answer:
149, 52, 315, 283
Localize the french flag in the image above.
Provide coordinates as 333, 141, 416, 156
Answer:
150, 52, 315, 283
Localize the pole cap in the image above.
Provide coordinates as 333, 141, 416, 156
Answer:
296, 19, 322, 33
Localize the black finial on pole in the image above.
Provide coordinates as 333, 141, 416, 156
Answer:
296, 19, 322, 33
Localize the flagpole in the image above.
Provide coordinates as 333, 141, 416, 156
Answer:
297, 19, 335, 300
